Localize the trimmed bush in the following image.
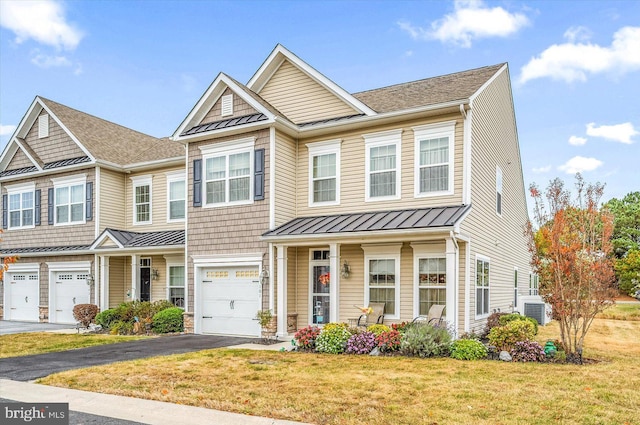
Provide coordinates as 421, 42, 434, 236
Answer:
346, 331, 377, 354
366, 324, 390, 336
450, 339, 488, 360
294, 326, 321, 350
316, 323, 351, 354
498, 313, 539, 335
95, 308, 118, 329
72, 304, 99, 327
483, 312, 508, 336
151, 307, 184, 334
400, 323, 453, 358
488, 320, 536, 351
510, 340, 546, 362
110, 320, 134, 335
98, 300, 177, 334
375, 330, 402, 352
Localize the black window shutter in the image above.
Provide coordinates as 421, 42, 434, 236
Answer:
2, 194, 7, 229
48, 188, 54, 225
193, 159, 202, 207
34, 189, 41, 226
254, 148, 265, 201
86, 182, 93, 221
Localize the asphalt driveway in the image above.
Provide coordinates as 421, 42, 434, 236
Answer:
0, 334, 255, 381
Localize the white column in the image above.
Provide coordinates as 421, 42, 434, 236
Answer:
131, 254, 138, 300
268, 243, 275, 312
445, 238, 457, 333
99, 256, 110, 310
329, 243, 340, 323
276, 245, 288, 337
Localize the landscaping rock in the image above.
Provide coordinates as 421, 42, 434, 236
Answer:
369, 347, 380, 356
499, 351, 512, 361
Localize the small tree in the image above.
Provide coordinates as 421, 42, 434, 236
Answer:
525, 174, 616, 358
0, 229, 18, 281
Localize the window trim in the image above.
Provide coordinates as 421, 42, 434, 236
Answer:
51, 174, 86, 226
165, 256, 186, 309
475, 254, 490, 319
362, 243, 401, 320
307, 139, 341, 207
529, 273, 539, 296
166, 171, 185, 223
364, 129, 402, 202
413, 121, 455, 198
131, 175, 152, 225
6, 182, 35, 230
496, 166, 503, 217
413, 252, 447, 319
513, 267, 518, 311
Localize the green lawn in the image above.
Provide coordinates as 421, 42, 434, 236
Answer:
0, 333, 146, 358
596, 302, 640, 320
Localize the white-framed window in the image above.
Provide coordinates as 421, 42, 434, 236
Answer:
364, 130, 401, 201
413, 121, 455, 197
6, 183, 35, 229
514, 267, 518, 310
476, 256, 490, 318
52, 175, 85, 225
529, 273, 539, 296
307, 140, 340, 206
496, 166, 503, 216
417, 257, 447, 316
221, 94, 233, 117
201, 137, 254, 207
168, 265, 185, 308
131, 176, 152, 225
166, 171, 185, 222
363, 244, 401, 319
38, 114, 49, 138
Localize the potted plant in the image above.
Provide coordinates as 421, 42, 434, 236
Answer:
256, 309, 275, 342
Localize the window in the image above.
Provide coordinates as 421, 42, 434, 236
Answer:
7, 183, 35, 229
417, 257, 446, 316
132, 176, 152, 225
221, 94, 233, 117
363, 244, 401, 318
52, 176, 85, 225
200, 138, 254, 207
496, 166, 503, 215
166, 172, 185, 221
413, 121, 455, 197
307, 140, 340, 206
38, 114, 49, 138
529, 273, 539, 296
168, 265, 185, 308
514, 268, 518, 310
364, 130, 401, 201
476, 257, 490, 317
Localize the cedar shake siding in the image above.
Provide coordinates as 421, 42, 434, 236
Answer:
200, 87, 260, 125
5, 148, 35, 172
27, 110, 86, 164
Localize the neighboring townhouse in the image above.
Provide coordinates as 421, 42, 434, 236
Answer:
172, 44, 533, 337
0, 97, 185, 324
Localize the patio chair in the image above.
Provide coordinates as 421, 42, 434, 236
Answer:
357, 303, 385, 327
411, 304, 445, 326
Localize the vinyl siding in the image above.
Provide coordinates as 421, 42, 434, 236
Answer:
150, 255, 167, 302
200, 87, 259, 125
274, 131, 297, 226
26, 110, 85, 164
98, 167, 126, 230
5, 148, 35, 171
460, 68, 532, 333
259, 60, 358, 124
108, 256, 126, 308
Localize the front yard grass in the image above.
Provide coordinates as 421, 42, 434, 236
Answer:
0, 333, 146, 358
596, 302, 640, 321
37, 318, 640, 425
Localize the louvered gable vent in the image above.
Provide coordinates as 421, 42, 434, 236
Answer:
38, 114, 49, 138
221, 94, 233, 117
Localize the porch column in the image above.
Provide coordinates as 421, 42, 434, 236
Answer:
131, 254, 138, 301
445, 238, 457, 333
329, 243, 340, 323
99, 256, 110, 310
276, 245, 288, 337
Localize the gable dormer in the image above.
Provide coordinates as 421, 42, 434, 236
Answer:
198, 87, 259, 126
27, 109, 86, 164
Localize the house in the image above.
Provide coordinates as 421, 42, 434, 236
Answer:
0, 97, 186, 324
171, 44, 532, 337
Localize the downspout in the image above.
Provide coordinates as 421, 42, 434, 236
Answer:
450, 231, 460, 337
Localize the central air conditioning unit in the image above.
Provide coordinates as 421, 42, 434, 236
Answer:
518, 295, 551, 325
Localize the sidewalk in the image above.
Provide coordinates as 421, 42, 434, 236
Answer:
0, 379, 309, 425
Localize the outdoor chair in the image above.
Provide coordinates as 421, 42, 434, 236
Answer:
411, 304, 445, 326
357, 303, 385, 327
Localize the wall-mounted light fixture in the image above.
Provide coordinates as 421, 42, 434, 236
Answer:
341, 261, 351, 279
259, 269, 269, 286
151, 268, 159, 280
86, 274, 95, 286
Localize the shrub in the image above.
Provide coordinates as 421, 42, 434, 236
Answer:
484, 312, 508, 336
110, 320, 134, 335
499, 313, 539, 335
294, 326, 321, 350
488, 320, 536, 351
400, 323, 453, 358
391, 321, 410, 334
72, 304, 99, 327
95, 308, 118, 329
100, 300, 176, 334
151, 307, 184, 333
346, 331, 377, 354
450, 339, 488, 360
367, 324, 390, 336
458, 331, 482, 341
510, 340, 546, 362
316, 323, 351, 354
375, 330, 402, 352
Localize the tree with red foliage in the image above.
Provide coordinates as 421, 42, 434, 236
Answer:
0, 229, 17, 281
525, 174, 616, 358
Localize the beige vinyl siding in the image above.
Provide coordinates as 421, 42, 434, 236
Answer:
98, 168, 126, 230
337, 245, 364, 324
460, 68, 532, 333
150, 255, 166, 302
259, 60, 358, 124
296, 114, 465, 217
108, 256, 126, 308
1, 168, 96, 249
457, 241, 468, 330
5, 149, 35, 171
200, 87, 259, 125
274, 131, 297, 226
26, 110, 86, 164
125, 166, 185, 231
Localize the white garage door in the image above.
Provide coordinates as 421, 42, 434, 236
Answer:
51, 271, 91, 324
6, 272, 39, 322
200, 267, 261, 337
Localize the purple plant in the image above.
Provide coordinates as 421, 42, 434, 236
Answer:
346, 331, 377, 354
510, 340, 546, 362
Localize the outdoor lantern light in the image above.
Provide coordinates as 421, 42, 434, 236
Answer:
151, 268, 159, 280
260, 269, 269, 285
340, 261, 351, 279
86, 274, 95, 286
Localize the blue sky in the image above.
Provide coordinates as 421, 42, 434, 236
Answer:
1, 0, 638, 206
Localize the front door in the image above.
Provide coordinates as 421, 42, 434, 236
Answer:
310, 250, 330, 325
140, 258, 151, 302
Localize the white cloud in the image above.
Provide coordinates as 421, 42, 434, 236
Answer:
586, 122, 638, 144
0, 0, 83, 50
558, 156, 603, 174
398, 0, 529, 48
563, 26, 592, 43
532, 165, 551, 173
568, 135, 587, 146
519, 26, 640, 84
31, 53, 72, 68
0, 124, 17, 137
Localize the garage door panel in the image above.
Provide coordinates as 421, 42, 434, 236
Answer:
7, 273, 39, 322
52, 272, 90, 324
